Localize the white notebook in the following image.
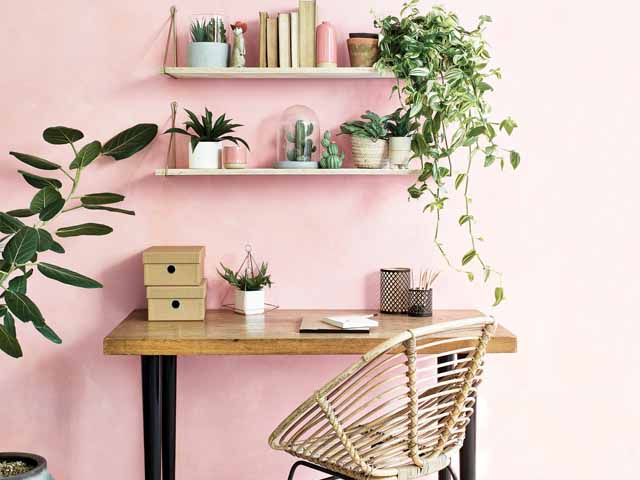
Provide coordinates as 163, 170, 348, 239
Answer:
322, 315, 379, 330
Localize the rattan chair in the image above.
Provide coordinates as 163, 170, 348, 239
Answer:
269, 317, 496, 480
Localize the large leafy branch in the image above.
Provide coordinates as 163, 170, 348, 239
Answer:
375, 1, 521, 306
0, 123, 157, 358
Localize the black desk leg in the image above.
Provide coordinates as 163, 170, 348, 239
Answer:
438, 355, 454, 480
141, 356, 161, 480
460, 405, 476, 480
162, 356, 177, 480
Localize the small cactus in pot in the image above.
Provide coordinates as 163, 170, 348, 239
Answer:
319, 131, 345, 169
286, 120, 316, 162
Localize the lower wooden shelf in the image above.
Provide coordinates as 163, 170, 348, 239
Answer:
155, 168, 420, 176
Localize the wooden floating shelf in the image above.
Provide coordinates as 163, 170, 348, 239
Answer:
155, 168, 419, 176
162, 67, 395, 79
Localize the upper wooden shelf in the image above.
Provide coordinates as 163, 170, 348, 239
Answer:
156, 168, 419, 176
162, 67, 395, 79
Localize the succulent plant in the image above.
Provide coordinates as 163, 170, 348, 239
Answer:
286, 120, 316, 162
164, 108, 249, 152
319, 131, 344, 169
190, 16, 227, 43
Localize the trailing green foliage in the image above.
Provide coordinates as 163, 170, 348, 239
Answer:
218, 262, 273, 292
0, 122, 157, 358
319, 131, 345, 169
339, 111, 390, 140
374, 1, 521, 306
165, 107, 250, 152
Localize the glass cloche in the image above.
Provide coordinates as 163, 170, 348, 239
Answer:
275, 105, 321, 169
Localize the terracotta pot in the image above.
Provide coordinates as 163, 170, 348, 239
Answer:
351, 136, 388, 169
347, 33, 380, 67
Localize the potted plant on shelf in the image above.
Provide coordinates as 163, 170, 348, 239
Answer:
339, 111, 390, 169
218, 262, 273, 315
374, 0, 521, 305
319, 131, 345, 169
164, 107, 250, 169
275, 105, 320, 169
188, 14, 229, 67
386, 108, 419, 169
1, 121, 157, 477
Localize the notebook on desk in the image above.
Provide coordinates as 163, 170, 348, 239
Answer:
299, 315, 378, 334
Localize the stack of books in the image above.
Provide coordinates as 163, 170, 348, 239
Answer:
259, 0, 317, 68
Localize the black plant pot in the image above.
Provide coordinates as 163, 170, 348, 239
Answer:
0, 453, 51, 479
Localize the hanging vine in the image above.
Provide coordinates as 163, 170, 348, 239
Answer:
375, 1, 521, 306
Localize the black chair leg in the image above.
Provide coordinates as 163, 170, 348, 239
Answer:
287, 460, 350, 480
447, 465, 459, 480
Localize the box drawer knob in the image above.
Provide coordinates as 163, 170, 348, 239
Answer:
171, 300, 181, 309
167, 265, 176, 274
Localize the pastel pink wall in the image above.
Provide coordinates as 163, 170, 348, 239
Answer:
2, 0, 639, 479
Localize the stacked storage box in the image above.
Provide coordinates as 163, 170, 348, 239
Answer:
143, 246, 207, 322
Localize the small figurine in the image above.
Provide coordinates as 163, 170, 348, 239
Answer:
230, 21, 247, 67
319, 131, 345, 169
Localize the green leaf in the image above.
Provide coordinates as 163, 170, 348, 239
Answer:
37, 229, 53, 252
455, 173, 466, 189
39, 199, 65, 221
484, 155, 496, 167
80, 193, 125, 205
9, 152, 60, 170
35, 322, 62, 344
0, 212, 25, 234
510, 150, 521, 169
30, 187, 63, 213
479, 15, 493, 23
8, 270, 32, 294
102, 124, 158, 160
483, 268, 491, 282
6, 209, 35, 218
4, 310, 16, 338
0, 324, 22, 358
43, 126, 84, 145
499, 117, 518, 135
4, 289, 44, 324
493, 287, 505, 306
83, 205, 135, 216
2, 227, 38, 265
467, 126, 486, 139
462, 249, 477, 266
69, 141, 102, 169
458, 214, 474, 225
56, 223, 113, 238
466, 271, 474, 282
19, 170, 63, 189
38, 262, 103, 289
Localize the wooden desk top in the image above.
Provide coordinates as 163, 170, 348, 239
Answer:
103, 309, 517, 356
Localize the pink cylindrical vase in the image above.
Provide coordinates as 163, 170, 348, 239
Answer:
316, 21, 337, 68
223, 145, 247, 169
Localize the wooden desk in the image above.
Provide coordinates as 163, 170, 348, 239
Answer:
103, 309, 517, 480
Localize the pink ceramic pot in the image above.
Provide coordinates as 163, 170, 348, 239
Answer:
316, 21, 337, 68
223, 145, 247, 169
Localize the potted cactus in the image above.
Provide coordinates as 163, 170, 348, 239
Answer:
187, 15, 229, 68
275, 105, 320, 169
340, 111, 390, 168
319, 131, 344, 169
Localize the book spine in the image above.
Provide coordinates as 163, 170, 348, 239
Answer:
278, 13, 291, 68
259, 12, 268, 68
290, 11, 299, 68
299, 0, 317, 67
266, 16, 279, 68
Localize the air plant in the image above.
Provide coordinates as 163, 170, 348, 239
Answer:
218, 262, 273, 291
164, 108, 250, 151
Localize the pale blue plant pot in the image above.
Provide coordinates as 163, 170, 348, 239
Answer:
0, 453, 53, 480
187, 42, 229, 67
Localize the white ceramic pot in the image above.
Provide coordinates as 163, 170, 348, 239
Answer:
189, 142, 221, 169
187, 42, 229, 67
351, 136, 388, 169
234, 289, 265, 315
389, 137, 413, 169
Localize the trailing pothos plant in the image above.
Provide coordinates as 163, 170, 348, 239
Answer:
374, 1, 521, 306
0, 123, 158, 358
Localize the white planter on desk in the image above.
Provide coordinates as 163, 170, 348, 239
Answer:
189, 141, 221, 169
234, 289, 265, 315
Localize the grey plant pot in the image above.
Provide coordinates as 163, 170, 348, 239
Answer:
0, 453, 52, 480
274, 161, 319, 169
187, 42, 229, 67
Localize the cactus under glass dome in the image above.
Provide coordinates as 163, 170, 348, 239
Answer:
275, 105, 320, 169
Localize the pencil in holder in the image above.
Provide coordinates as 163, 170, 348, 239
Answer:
408, 288, 433, 317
